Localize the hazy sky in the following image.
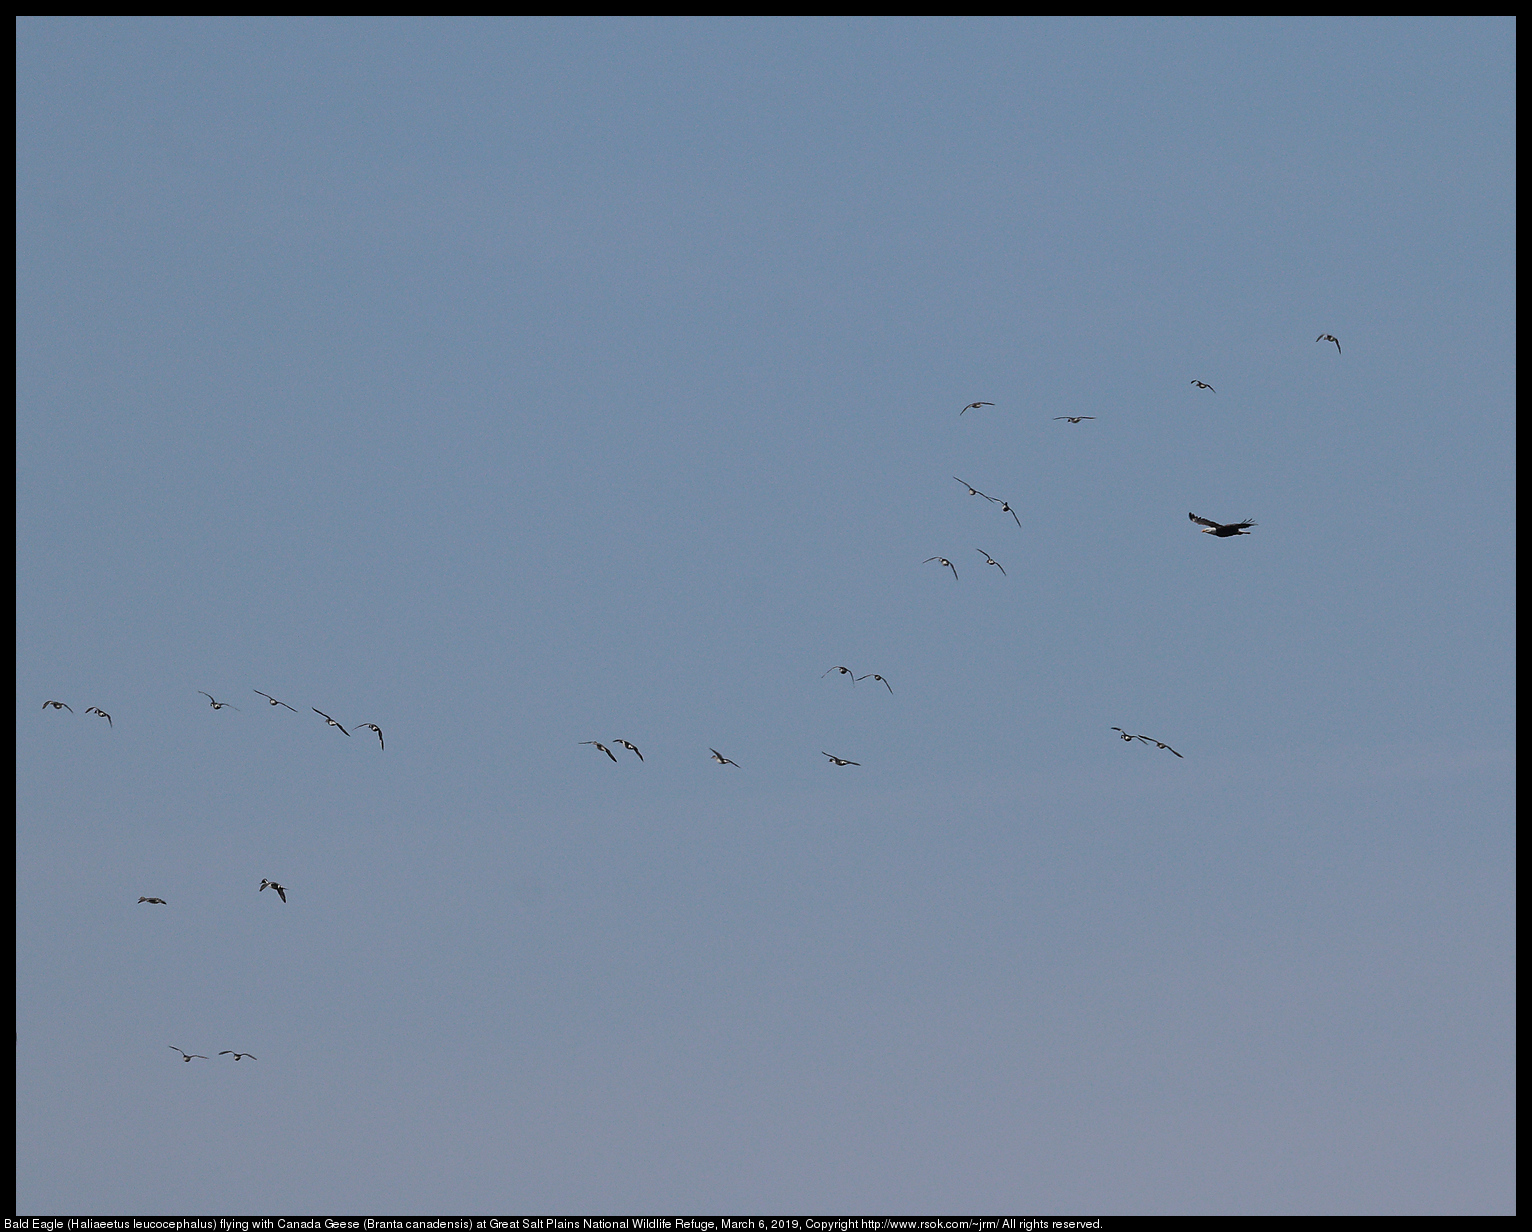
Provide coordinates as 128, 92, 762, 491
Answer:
16, 17, 1514, 1215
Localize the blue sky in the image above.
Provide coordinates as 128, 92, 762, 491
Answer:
16, 17, 1514, 1214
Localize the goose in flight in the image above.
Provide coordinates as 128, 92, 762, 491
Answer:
357, 723, 384, 750
259, 879, 287, 903
975, 549, 1006, 575
960, 402, 994, 415
219, 1051, 257, 1061
1139, 736, 1183, 758
199, 692, 239, 711
138, 897, 167, 905
1317, 334, 1341, 354
822, 665, 856, 683
855, 673, 893, 693
84, 706, 112, 727
254, 691, 297, 711
822, 752, 860, 766
580, 741, 618, 762
312, 708, 349, 736
170, 1047, 208, 1062
709, 748, 740, 767
953, 477, 997, 501
1189, 512, 1256, 537
1111, 727, 1138, 742
996, 499, 1022, 528
1190, 380, 1215, 392
924, 556, 959, 581
42, 700, 73, 713
614, 739, 643, 761
1053, 416, 1095, 423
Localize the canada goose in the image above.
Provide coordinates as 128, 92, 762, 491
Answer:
709, 748, 740, 767
312, 708, 350, 736
1317, 334, 1341, 354
614, 740, 643, 761
1053, 417, 1095, 423
997, 500, 1022, 528
953, 477, 997, 501
169, 1047, 207, 1062
855, 673, 893, 693
219, 1051, 257, 1061
959, 402, 994, 415
254, 691, 298, 711
259, 879, 287, 903
84, 707, 112, 727
42, 700, 72, 713
138, 897, 167, 905
822, 752, 860, 766
975, 549, 1006, 575
924, 557, 959, 581
356, 723, 384, 750
199, 692, 239, 710
1189, 512, 1256, 537
580, 741, 617, 762
821, 666, 856, 682
1190, 381, 1215, 391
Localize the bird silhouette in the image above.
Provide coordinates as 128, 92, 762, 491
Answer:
822, 666, 856, 683
822, 752, 860, 766
42, 700, 73, 713
84, 707, 112, 727
614, 740, 643, 761
138, 897, 167, 905
924, 556, 959, 581
169, 1047, 207, 1062
254, 691, 298, 711
1190, 380, 1215, 391
356, 723, 384, 750
1053, 416, 1095, 423
580, 741, 618, 762
219, 1051, 257, 1061
259, 879, 287, 903
1189, 512, 1256, 537
855, 673, 893, 693
953, 477, 997, 501
975, 549, 1006, 575
959, 402, 994, 415
1317, 334, 1341, 354
312, 708, 349, 735
709, 748, 740, 767
199, 692, 238, 711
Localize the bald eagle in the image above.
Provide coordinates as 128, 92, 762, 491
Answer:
1189, 513, 1256, 537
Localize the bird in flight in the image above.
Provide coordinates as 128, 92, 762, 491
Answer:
254, 691, 298, 711
975, 549, 1006, 575
259, 879, 287, 903
614, 740, 643, 761
1317, 334, 1341, 354
1111, 728, 1183, 758
84, 707, 112, 727
312, 708, 349, 735
200, 692, 239, 711
960, 402, 994, 415
170, 1047, 208, 1062
138, 897, 167, 905
42, 700, 73, 713
925, 556, 959, 581
822, 752, 860, 766
953, 477, 997, 501
356, 723, 384, 750
1053, 416, 1095, 423
855, 673, 893, 693
1190, 380, 1215, 392
822, 665, 856, 683
1189, 512, 1256, 537
219, 1051, 257, 1061
709, 748, 740, 767
580, 740, 618, 762
996, 499, 1022, 528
